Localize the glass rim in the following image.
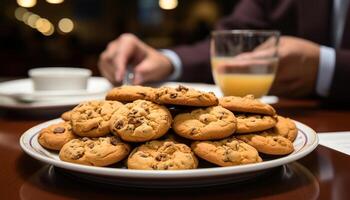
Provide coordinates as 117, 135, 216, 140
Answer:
211, 29, 280, 36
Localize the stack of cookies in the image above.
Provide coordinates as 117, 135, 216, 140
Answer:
38, 85, 297, 170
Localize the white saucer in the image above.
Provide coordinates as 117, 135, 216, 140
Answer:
157, 82, 279, 104
0, 77, 112, 110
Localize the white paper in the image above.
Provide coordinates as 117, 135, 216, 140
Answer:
318, 132, 350, 155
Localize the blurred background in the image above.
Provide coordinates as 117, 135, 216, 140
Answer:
0, 0, 238, 77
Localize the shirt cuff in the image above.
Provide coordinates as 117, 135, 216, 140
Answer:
160, 49, 182, 81
316, 46, 336, 97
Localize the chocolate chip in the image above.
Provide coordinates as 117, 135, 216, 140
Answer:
170, 93, 177, 98
139, 153, 148, 158
223, 150, 230, 162
72, 151, 84, 160
53, 127, 65, 134
155, 153, 167, 161
128, 118, 142, 127
136, 92, 146, 97
223, 156, 230, 162
190, 128, 197, 135
87, 143, 94, 148
110, 137, 119, 145
115, 120, 124, 129
219, 111, 227, 120
152, 165, 158, 170
176, 85, 188, 92
81, 137, 89, 142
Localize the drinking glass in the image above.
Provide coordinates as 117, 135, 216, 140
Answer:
210, 30, 280, 98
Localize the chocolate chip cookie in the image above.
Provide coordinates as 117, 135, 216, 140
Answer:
173, 106, 236, 140
127, 140, 198, 170
236, 114, 277, 134
274, 116, 298, 141
219, 95, 276, 116
71, 100, 123, 137
192, 137, 262, 167
59, 136, 130, 166
110, 100, 172, 142
105, 85, 155, 102
38, 121, 77, 150
237, 131, 294, 155
61, 110, 72, 121
154, 85, 218, 106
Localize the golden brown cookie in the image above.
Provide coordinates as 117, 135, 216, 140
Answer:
237, 131, 294, 155
236, 114, 277, 134
191, 137, 262, 167
173, 106, 236, 140
274, 116, 298, 141
219, 95, 276, 116
105, 85, 155, 102
59, 136, 130, 166
154, 85, 218, 107
61, 110, 72, 121
71, 100, 123, 137
127, 140, 198, 170
38, 121, 77, 150
110, 100, 172, 142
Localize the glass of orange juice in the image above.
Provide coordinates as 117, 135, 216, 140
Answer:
211, 30, 280, 98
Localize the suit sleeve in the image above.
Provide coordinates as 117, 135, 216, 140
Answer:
171, 0, 269, 83
328, 49, 350, 102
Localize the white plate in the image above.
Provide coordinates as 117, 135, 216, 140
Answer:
20, 118, 318, 188
157, 82, 279, 104
0, 77, 112, 110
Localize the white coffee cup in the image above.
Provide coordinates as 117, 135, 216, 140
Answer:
28, 67, 92, 91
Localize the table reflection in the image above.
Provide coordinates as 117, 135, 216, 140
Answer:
19, 162, 319, 200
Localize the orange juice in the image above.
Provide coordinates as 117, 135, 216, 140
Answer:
214, 73, 275, 97
211, 57, 277, 97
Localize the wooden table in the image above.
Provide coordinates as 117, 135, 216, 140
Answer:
0, 98, 349, 200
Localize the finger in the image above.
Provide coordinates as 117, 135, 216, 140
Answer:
99, 42, 120, 81
98, 52, 117, 82
133, 65, 149, 85
98, 59, 117, 84
112, 39, 138, 82
234, 48, 276, 60
133, 60, 156, 85
104, 39, 119, 59
254, 36, 279, 51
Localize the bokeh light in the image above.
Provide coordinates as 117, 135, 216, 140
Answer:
21, 11, 32, 23
46, 0, 64, 4
159, 0, 178, 10
17, 0, 37, 8
42, 24, 55, 36
58, 18, 74, 33
27, 14, 40, 28
36, 18, 51, 33
14, 7, 27, 21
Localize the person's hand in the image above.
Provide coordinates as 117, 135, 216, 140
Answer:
270, 36, 320, 97
98, 33, 174, 85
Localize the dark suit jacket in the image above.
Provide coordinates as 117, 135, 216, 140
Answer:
172, 0, 350, 101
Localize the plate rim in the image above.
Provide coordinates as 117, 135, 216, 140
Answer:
19, 118, 318, 179
20, 118, 318, 179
